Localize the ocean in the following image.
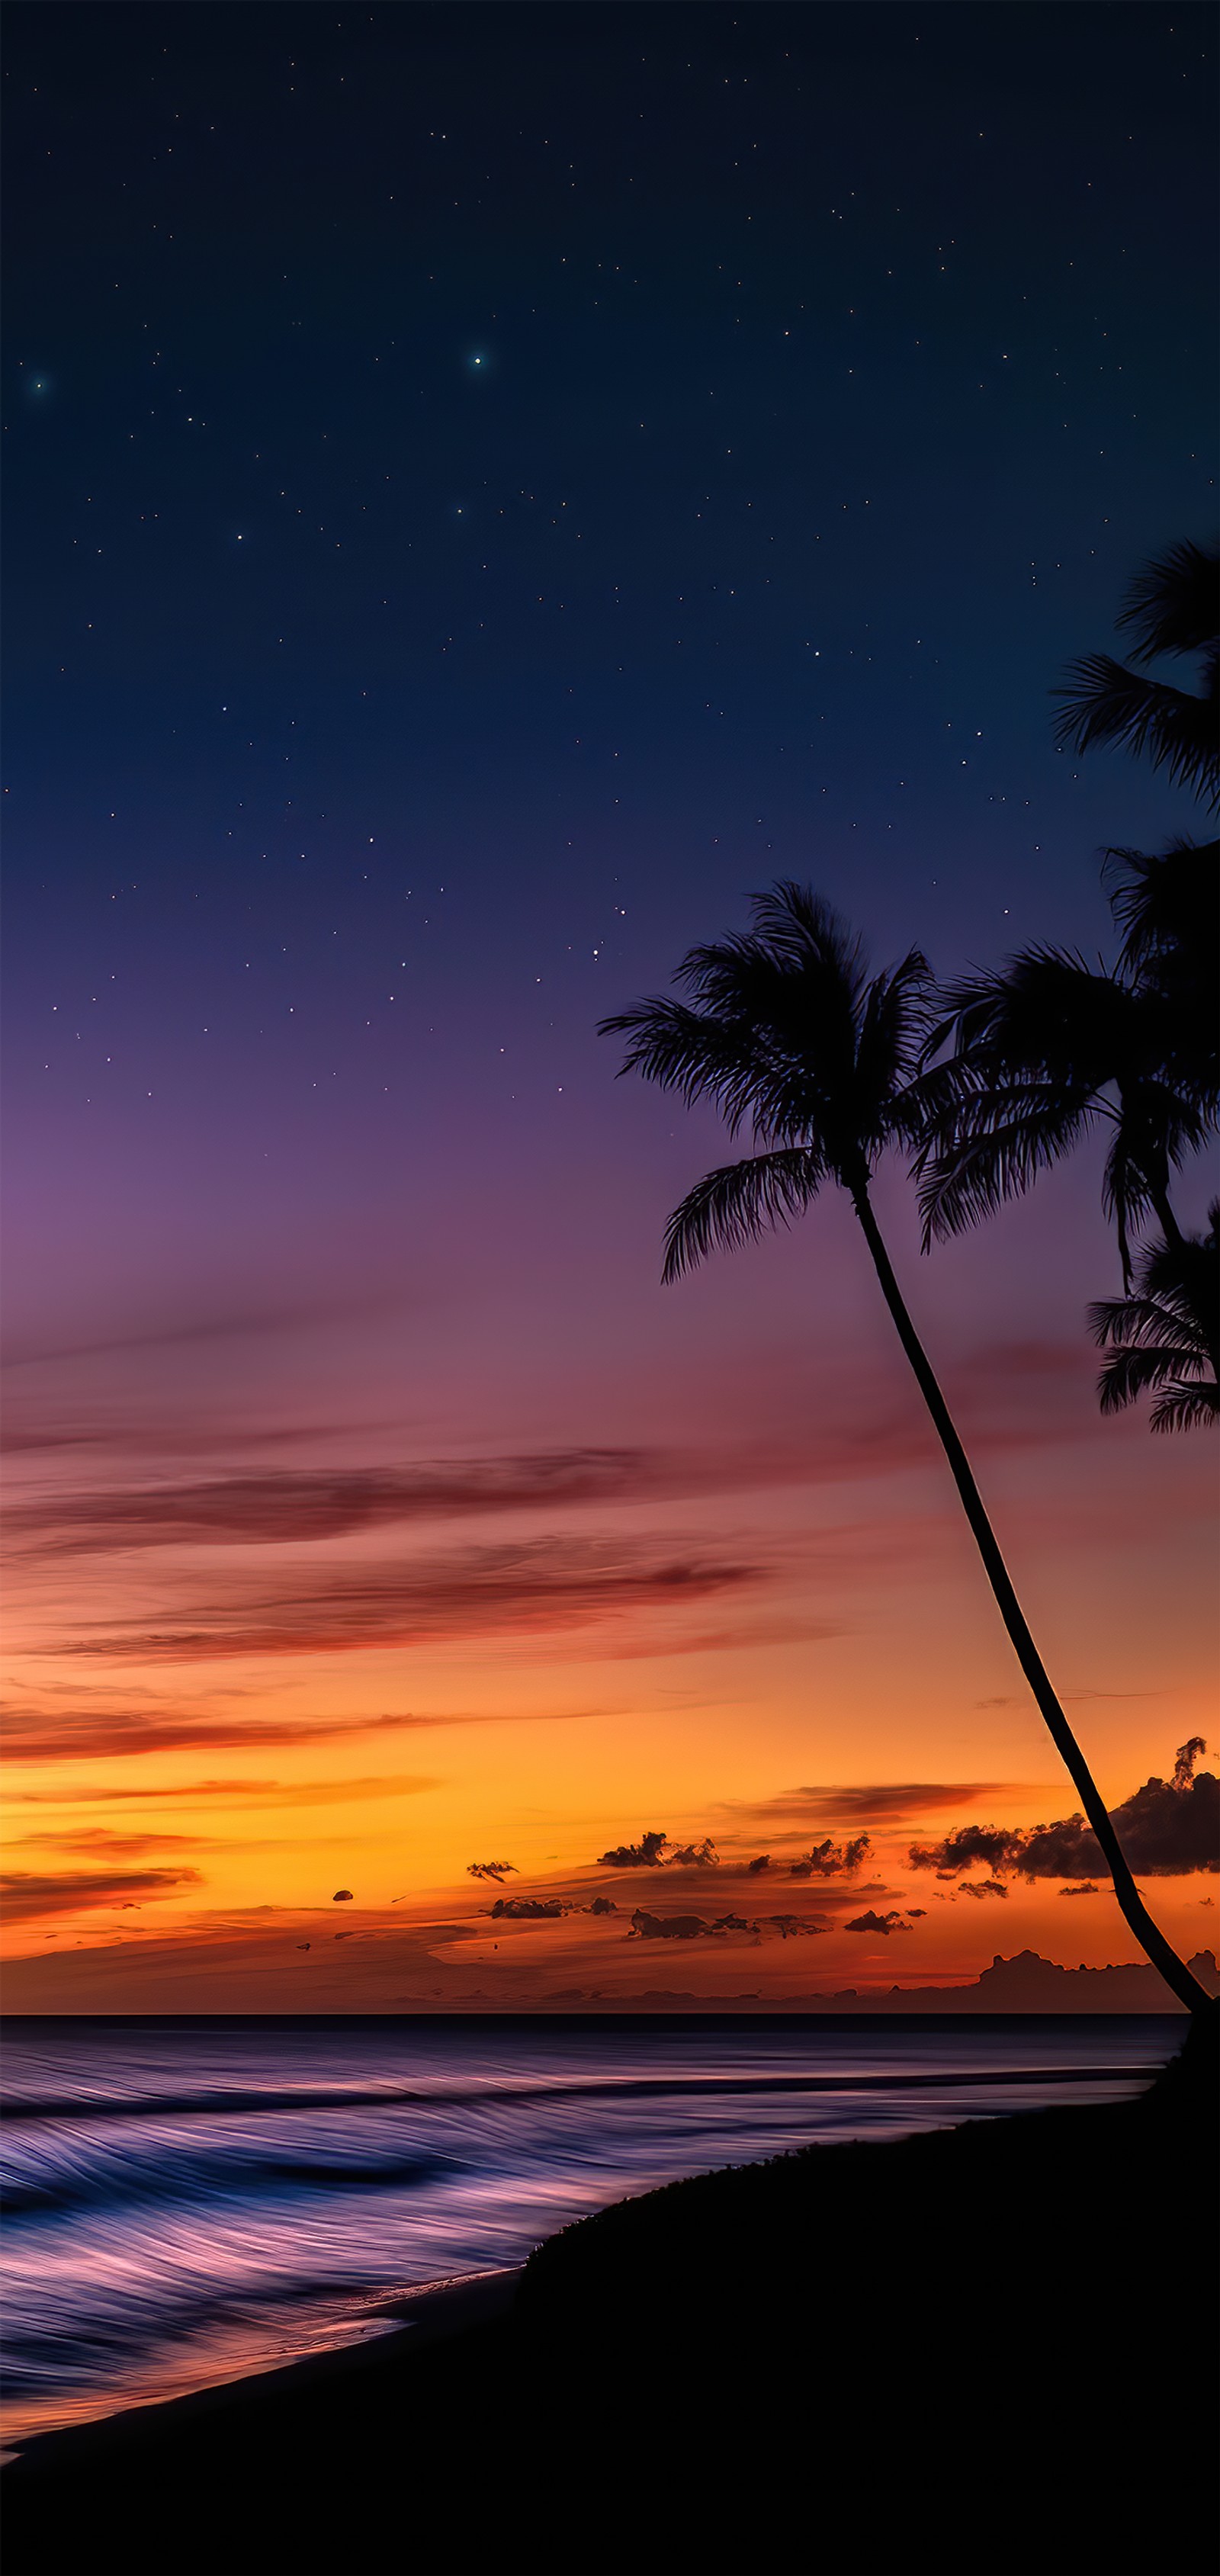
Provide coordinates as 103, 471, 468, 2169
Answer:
1, 2014, 1181, 2446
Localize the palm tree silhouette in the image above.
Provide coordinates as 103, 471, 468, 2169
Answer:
1103, 835, 1219, 1108
1090, 1209, 1219, 1431
1106, 834, 1219, 984
1053, 538, 1218, 808
913, 946, 1213, 1285
602, 882, 1210, 2015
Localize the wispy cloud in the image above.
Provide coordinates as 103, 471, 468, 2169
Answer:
53, 1538, 763, 1663
13, 1826, 209, 1859
2, 1437, 951, 1556
1, 1698, 608, 1764
8, 1450, 664, 1550
1, 1865, 204, 1922
718, 1781, 1038, 1832
6, 1772, 443, 1808
1, 1293, 401, 1373
5, 1337, 1112, 1538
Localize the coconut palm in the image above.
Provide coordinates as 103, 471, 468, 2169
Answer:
1090, 1210, 1219, 1431
1053, 538, 1219, 808
1105, 835, 1220, 986
1103, 836, 1219, 1106
913, 947, 1214, 1284
601, 881, 1210, 2014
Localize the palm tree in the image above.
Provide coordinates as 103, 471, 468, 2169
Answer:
601, 881, 1211, 2014
1105, 835, 1219, 986
913, 947, 1214, 1285
1053, 538, 1219, 808
1103, 836, 1219, 1107
1090, 1210, 1219, 1431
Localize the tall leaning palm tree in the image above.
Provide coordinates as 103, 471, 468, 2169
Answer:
601, 882, 1210, 2015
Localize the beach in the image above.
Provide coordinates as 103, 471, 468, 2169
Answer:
0, 2013, 1178, 2445
5, 2012, 1215, 2576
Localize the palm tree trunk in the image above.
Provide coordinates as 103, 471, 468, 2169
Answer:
849, 1177, 1211, 2016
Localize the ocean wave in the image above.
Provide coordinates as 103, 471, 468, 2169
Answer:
1, 2019, 1172, 2446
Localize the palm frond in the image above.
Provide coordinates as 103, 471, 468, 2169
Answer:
1115, 539, 1218, 663
915, 1087, 1096, 1245
746, 880, 868, 984
602, 884, 925, 1201
927, 950, 1138, 1084
1089, 1206, 1218, 1429
1148, 1384, 1220, 1433
1093, 1341, 1206, 1409
660, 1148, 827, 1282
916, 946, 1215, 1271
1101, 843, 1220, 1102
854, 949, 933, 1137
1051, 654, 1219, 805
1089, 1293, 1206, 1354
598, 999, 796, 1139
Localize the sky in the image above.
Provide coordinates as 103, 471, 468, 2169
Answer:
3, 1, 1216, 2009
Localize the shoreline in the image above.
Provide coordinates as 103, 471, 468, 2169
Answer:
5, 2027, 1214, 2574
2, 2269, 522, 2473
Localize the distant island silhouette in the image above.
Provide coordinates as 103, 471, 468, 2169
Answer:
536, 1948, 1220, 2013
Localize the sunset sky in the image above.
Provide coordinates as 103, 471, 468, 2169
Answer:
5, 2, 1215, 2006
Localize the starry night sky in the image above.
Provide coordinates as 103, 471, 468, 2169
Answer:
4, 4, 1216, 2004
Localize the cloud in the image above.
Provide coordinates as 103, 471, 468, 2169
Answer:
0, 1865, 204, 1922
489, 1897, 563, 1920
628, 1909, 752, 1940
1, 1294, 400, 1373
910, 1745, 1218, 1883
467, 1861, 518, 1883
724, 1782, 1035, 1830
9, 1450, 669, 1553
1028, 1742, 1218, 1879
2, 1429, 994, 1553
0, 1698, 606, 1765
957, 1878, 1010, 1900
909, 1825, 1027, 1876
8, 1773, 444, 1812
55, 1538, 762, 1662
1059, 1884, 1100, 1897
594, 1830, 722, 1871
843, 1910, 910, 1936
14, 1826, 207, 1860
592, 1612, 844, 1663
597, 1830, 670, 1868
786, 1836, 871, 1877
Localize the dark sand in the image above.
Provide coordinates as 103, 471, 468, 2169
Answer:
5, 2016, 1215, 2576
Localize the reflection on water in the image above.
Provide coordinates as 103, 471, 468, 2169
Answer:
1, 2017, 1177, 2441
